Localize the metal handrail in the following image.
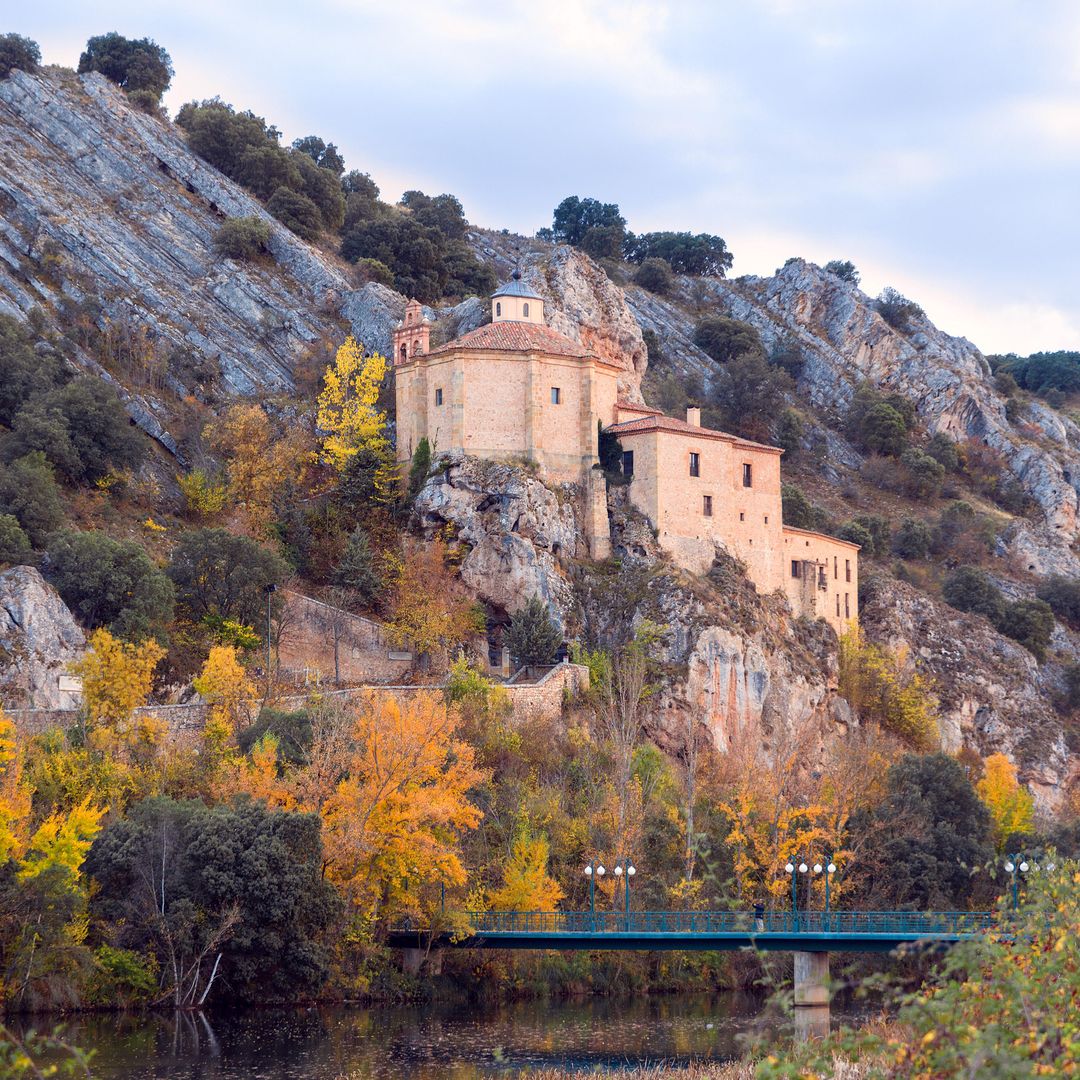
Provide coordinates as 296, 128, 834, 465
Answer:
408, 909, 997, 936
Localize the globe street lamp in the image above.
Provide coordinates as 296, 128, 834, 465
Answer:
1004, 855, 1056, 911
613, 859, 637, 929
813, 861, 838, 929
584, 862, 605, 930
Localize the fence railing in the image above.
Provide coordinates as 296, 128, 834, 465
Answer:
449, 910, 997, 937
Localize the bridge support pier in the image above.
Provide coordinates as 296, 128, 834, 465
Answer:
401, 947, 443, 976
793, 951, 829, 1007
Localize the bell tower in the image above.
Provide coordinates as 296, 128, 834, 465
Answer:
392, 299, 431, 365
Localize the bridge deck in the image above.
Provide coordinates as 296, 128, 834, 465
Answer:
389, 910, 996, 954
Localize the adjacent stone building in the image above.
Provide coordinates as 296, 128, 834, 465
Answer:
394, 277, 859, 634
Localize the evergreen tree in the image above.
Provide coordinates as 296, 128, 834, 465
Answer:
506, 596, 561, 667
335, 527, 381, 606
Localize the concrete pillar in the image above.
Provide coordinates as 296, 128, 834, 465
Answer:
793, 951, 829, 1007
585, 468, 612, 561
402, 948, 423, 976
501, 646, 512, 679
793, 1005, 831, 1041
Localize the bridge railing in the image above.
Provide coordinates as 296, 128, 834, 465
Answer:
460, 910, 996, 936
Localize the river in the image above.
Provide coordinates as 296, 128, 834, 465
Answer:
35, 993, 874, 1077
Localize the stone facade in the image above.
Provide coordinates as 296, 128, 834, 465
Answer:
278, 590, 413, 684
395, 278, 859, 633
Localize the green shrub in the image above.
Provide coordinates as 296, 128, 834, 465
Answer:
1037, 575, 1080, 629
776, 408, 804, 456
925, 431, 961, 471
851, 514, 891, 555
874, 286, 924, 331
899, 445, 946, 497
781, 484, 828, 531
633, 258, 674, 295
77, 32, 173, 102
0, 452, 65, 546
7, 377, 143, 484
997, 598, 1055, 662
214, 216, 272, 260
0, 513, 31, 565
266, 186, 322, 241
823, 259, 859, 285
861, 402, 908, 455
46, 529, 175, 640
942, 566, 1005, 623
626, 230, 732, 276
168, 528, 287, 626
0, 33, 40, 78
352, 257, 395, 288
693, 316, 762, 364
892, 517, 932, 559
85, 944, 158, 1008
237, 708, 312, 765
710, 350, 792, 442
836, 519, 874, 552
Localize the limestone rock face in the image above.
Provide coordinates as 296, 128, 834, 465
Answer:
859, 577, 1071, 809
0, 566, 85, 710
627, 260, 1080, 575
412, 453, 582, 623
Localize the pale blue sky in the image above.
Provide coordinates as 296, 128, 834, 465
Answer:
17, 1, 1080, 354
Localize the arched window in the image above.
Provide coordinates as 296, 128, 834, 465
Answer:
406, 310, 413, 324
413, 339, 420, 355
523, 302, 529, 317
496, 302, 501, 317
400, 343, 408, 361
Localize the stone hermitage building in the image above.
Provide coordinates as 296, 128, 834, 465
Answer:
394, 275, 858, 634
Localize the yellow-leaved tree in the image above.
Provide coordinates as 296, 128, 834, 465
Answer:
316, 336, 388, 472
206, 403, 311, 532
838, 626, 939, 750
71, 629, 165, 731
489, 825, 564, 913
193, 645, 255, 771
977, 752, 1034, 852
320, 691, 486, 922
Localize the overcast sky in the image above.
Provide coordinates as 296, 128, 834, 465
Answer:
19, 1, 1080, 355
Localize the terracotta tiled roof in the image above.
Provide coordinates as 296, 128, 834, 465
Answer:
428, 321, 594, 358
782, 525, 861, 550
616, 399, 663, 416
606, 413, 782, 453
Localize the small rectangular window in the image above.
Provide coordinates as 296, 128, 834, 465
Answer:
689, 452, 700, 477
836, 595, 841, 617
846, 559, 852, 582
739, 512, 745, 522
551, 387, 561, 404
435, 388, 443, 406
742, 463, 753, 487
791, 560, 801, 579
834, 556, 838, 580
764, 515, 769, 525
845, 593, 850, 618
703, 495, 713, 517
622, 450, 634, 476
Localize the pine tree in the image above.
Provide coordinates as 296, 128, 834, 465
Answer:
335, 527, 381, 605
506, 596, 562, 668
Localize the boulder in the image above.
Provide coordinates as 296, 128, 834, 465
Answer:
0, 566, 85, 710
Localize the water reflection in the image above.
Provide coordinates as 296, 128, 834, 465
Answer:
34, 993, 861, 1078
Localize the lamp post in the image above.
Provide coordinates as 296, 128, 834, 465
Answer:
785, 861, 797, 930
1004, 855, 1055, 911
613, 859, 636, 930
813, 861, 838, 929
264, 583, 277, 699
583, 861, 605, 931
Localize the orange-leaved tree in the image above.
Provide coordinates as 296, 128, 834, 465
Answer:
320, 691, 486, 924
206, 403, 311, 532
977, 752, 1035, 852
384, 539, 486, 662
489, 824, 564, 913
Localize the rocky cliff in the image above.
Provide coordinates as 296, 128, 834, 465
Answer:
1, 64, 1076, 811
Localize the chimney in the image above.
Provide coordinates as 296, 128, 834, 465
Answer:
686, 406, 701, 427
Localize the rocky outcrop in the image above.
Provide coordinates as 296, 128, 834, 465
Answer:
412, 453, 583, 623
627, 260, 1080, 575
860, 577, 1071, 809
0, 566, 85, 710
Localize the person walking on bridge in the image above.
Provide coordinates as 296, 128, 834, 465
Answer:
754, 900, 765, 933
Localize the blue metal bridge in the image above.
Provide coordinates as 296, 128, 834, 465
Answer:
389, 909, 997, 954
